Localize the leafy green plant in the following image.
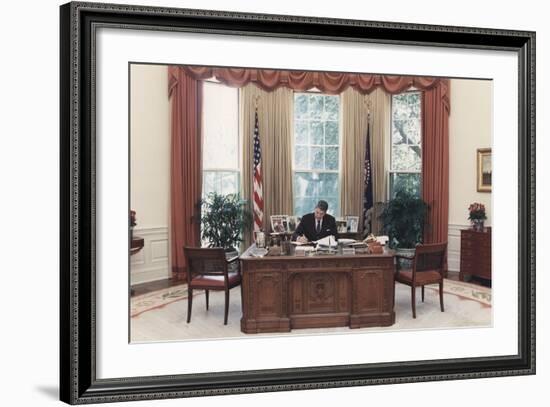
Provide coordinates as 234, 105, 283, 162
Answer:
200, 192, 252, 251
380, 190, 429, 249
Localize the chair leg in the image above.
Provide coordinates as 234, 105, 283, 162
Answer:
224, 289, 230, 325
205, 289, 209, 310
439, 280, 445, 312
187, 288, 193, 323
421, 285, 425, 302
411, 286, 416, 319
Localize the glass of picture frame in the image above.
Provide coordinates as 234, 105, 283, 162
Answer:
270, 214, 289, 233
346, 215, 360, 233
60, 2, 535, 404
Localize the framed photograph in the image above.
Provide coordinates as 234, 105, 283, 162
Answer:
270, 215, 289, 233
287, 216, 298, 233
477, 148, 492, 192
346, 216, 360, 233
60, 2, 535, 404
336, 217, 348, 234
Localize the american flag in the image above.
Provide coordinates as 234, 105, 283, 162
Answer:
252, 111, 264, 232
363, 122, 373, 229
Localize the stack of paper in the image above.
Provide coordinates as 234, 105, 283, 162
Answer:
342, 247, 356, 255
295, 246, 315, 256
315, 235, 338, 247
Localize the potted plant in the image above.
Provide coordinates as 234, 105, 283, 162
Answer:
380, 190, 429, 267
200, 192, 252, 257
468, 202, 487, 231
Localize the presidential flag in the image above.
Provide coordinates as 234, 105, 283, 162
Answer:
363, 123, 373, 229
252, 110, 264, 232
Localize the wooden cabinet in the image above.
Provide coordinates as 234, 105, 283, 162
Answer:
460, 228, 491, 281
240, 247, 395, 333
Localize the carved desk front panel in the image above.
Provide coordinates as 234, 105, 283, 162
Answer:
240, 246, 395, 333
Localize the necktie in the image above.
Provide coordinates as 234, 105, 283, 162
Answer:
316, 220, 321, 233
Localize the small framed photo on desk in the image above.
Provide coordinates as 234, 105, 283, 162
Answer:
336, 217, 348, 233
346, 215, 359, 233
287, 216, 298, 233
271, 215, 288, 233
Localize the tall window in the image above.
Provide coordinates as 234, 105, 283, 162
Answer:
390, 91, 422, 197
293, 93, 340, 216
202, 81, 240, 196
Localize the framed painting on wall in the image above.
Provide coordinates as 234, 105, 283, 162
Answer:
477, 148, 492, 192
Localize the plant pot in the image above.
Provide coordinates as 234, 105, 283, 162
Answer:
224, 247, 239, 259
471, 219, 485, 232
396, 247, 416, 270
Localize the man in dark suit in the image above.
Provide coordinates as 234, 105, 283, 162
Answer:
292, 200, 338, 243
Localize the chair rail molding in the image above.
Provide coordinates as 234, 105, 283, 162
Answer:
131, 226, 170, 285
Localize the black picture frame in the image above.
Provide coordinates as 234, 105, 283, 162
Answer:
60, 1, 535, 404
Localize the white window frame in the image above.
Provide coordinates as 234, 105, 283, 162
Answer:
201, 80, 242, 198
388, 90, 422, 198
292, 90, 341, 216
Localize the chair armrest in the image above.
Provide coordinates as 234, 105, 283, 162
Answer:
395, 254, 415, 260
395, 254, 415, 272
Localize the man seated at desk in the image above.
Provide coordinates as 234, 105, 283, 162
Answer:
292, 200, 338, 243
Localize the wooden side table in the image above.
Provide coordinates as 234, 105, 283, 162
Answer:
131, 236, 144, 255
459, 227, 491, 282
130, 236, 144, 296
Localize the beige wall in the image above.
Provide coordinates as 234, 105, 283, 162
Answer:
130, 64, 171, 229
449, 78, 493, 227
130, 64, 171, 284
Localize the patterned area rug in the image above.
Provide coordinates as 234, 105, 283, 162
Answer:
426, 279, 491, 307
131, 284, 197, 317
131, 278, 490, 318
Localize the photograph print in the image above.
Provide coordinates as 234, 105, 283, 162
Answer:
129, 63, 493, 342
60, 4, 536, 403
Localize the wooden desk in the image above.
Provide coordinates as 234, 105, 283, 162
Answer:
240, 245, 395, 333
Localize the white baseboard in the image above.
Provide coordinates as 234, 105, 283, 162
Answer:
131, 226, 170, 285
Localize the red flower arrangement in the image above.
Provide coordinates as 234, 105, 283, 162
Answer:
468, 203, 487, 221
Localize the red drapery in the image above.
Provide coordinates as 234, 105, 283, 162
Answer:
168, 67, 203, 280
181, 66, 444, 96
422, 80, 450, 244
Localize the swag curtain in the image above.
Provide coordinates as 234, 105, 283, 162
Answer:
181, 66, 443, 96
168, 67, 203, 280
240, 84, 294, 246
